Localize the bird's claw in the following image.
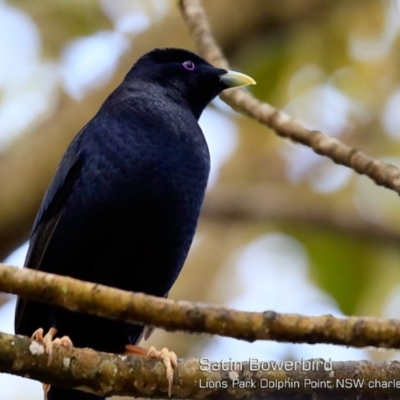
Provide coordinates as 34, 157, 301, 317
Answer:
32, 327, 57, 365
31, 327, 73, 400
42, 383, 50, 400
147, 346, 178, 396
32, 327, 73, 365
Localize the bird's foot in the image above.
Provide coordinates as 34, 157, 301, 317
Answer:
32, 327, 73, 365
124, 344, 148, 356
125, 344, 178, 396
31, 328, 73, 400
147, 346, 178, 396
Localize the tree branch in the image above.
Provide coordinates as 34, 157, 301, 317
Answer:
203, 184, 400, 244
179, 0, 400, 197
2, 263, 400, 349
2, 330, 400, 399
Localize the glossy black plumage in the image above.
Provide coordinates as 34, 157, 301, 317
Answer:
14, 48, 253, 400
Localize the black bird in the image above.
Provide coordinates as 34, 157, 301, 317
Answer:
14, 48, 255, 400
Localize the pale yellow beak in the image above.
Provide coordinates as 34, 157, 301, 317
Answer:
220, 70, 256, 88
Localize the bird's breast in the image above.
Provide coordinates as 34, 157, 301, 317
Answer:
56, 122, 210, 295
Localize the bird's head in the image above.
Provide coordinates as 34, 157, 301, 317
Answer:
125, 48, 255, 119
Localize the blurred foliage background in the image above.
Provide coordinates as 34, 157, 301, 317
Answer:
2, 0, 400, 398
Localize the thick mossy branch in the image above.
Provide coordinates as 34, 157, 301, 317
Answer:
2, 263, 400, 349
1, 331, 400, 399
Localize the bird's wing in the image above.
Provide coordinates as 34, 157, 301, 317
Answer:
14, 139, 84, 333
26, 153, 83, 271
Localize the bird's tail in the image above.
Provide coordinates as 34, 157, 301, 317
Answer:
48, 387, 105, 400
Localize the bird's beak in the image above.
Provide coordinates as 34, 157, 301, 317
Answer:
220, 70, 256, 88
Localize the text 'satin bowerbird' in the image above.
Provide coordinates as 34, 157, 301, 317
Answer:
15, 48, 255, 400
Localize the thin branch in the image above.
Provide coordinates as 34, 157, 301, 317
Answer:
2, 263, 400, 349
179, 0, 400, 197
2, 330, 400, 399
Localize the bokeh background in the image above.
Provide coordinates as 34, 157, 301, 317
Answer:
1, 0, 400, 398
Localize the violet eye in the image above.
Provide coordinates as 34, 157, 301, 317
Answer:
182, 61, 195, 71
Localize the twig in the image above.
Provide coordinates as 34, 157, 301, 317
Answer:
179, 0, 400, 196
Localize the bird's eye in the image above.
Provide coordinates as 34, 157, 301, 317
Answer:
182, 61, 195, 71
